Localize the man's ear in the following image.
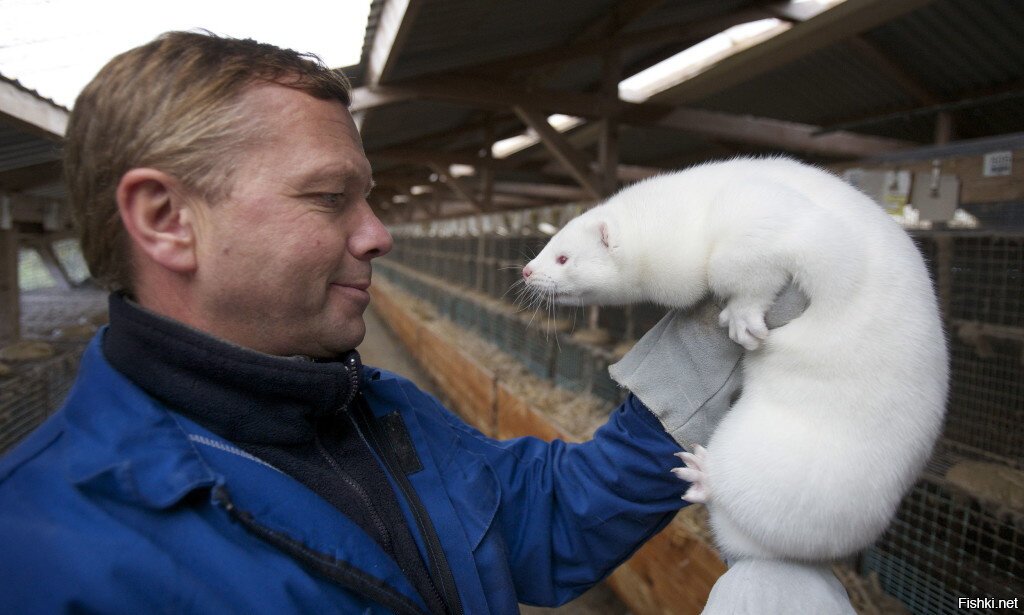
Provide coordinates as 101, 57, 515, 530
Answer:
116, 168, 199, 274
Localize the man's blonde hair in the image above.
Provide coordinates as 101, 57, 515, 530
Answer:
64, 31, 352, 292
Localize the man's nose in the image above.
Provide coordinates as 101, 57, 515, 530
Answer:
352, 205, 393, 260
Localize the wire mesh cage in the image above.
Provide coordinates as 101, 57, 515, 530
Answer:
553, 338, 591, 393
945, 335, 1023, 461
950, 235, 1024, 328
523, 327, 555, 380
0, 346, 86, 455
863, 441, 1024, 615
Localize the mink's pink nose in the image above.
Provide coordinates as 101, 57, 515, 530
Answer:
523, 266, 533, 279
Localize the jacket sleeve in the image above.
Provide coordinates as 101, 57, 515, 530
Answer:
434, 392, 689, 606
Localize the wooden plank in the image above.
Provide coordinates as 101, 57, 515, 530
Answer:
495, 383, 572, 442
416, 324, 496, 431
608, 518, 726, 615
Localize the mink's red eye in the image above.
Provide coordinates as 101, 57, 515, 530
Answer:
557, 255, 568, 265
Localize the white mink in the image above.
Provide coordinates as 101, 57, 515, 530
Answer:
522, 157, 948, 561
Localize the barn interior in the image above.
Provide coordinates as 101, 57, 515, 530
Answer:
1, 1, 1022, 613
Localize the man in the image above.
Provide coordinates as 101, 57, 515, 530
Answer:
0, 32, 694, 613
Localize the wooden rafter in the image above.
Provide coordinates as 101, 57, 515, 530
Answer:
513, 107, 602, 201
358, 76, 914, 157
428, 162, 483, 211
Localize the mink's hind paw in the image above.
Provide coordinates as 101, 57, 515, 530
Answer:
673, 445, 711, 504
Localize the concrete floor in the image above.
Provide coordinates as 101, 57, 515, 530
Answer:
358, 305, 629, 615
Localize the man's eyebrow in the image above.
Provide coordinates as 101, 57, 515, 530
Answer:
297, 164, 371, 188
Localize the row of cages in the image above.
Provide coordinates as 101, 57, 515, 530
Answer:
0, 344, 86, 455
1, 289, 108, 456
375, 261, 627, 406
381, 230, 1023, 615
390, 232, 1024, 328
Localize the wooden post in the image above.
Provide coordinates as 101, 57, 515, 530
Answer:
934, 111, 954, 145
481, 116, 495, 212
599, 51, 621, 199
0, 227, 19, 342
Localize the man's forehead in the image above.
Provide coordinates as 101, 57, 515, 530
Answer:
238, 83, 360, 142
233, 82, 370, 178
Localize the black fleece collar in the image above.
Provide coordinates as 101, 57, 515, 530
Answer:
102, 293, 363, 445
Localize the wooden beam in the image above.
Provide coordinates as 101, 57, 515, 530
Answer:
0, 160, 63, 192
541, 160, 665, 185
428, 162, 483, 211
358, 76, 915, 157
370, 147, 517, 170
352, 76, 610, 117
491, 181, 587, 201
481, 118, 495, 211
651, 0, 937, 105
25, 240, 71, 290
599, 52, 622, 197
653, 106, 910, 158
364, 0, 423, 85
514, 107, 602, 200
0, 79, 68, 139
817, 80, 1024, 135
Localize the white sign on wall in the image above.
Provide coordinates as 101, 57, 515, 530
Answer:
983, 151, 1013, 177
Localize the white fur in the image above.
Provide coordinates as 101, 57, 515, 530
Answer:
524, 157, 948, 561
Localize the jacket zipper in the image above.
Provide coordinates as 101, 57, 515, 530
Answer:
212, 485, 428, 615
314, 431, 393, 553
345, 357, 464, 615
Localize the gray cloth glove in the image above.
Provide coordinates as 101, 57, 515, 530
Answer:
702, 559, 856, 615
609, 284, 808, 449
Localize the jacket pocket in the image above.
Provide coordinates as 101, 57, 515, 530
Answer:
442, 449, 499, 551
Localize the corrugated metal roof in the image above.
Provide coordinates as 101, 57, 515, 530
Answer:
0, 125, 60, 174
694, 0, 1024, 143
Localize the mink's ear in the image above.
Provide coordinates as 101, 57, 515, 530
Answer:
599, 221, 612, 249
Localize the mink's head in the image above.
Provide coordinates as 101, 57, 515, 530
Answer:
521, 208, 640, 306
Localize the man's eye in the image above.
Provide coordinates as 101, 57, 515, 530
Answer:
318, 193, 345, 207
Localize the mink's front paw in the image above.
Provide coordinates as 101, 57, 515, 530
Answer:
672, 445, 711, 504
719, 304, 768, 351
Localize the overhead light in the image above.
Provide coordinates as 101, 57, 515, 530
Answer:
392, 194, 410, 203
410, 185, 432, 195
618, 18, 792, 103
492, 114, 585, 159
537, 222, 559, 236
449, 164, 476, 177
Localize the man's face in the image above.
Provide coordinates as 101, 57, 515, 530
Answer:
190, 84, 392, 358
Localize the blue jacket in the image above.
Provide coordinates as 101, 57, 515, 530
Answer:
0, 334, 686, 613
